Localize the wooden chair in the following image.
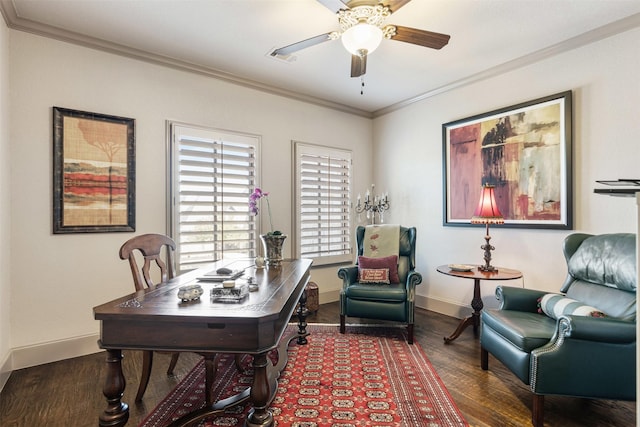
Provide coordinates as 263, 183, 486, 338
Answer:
120, 233, 227, 404
120, 233, 185, 401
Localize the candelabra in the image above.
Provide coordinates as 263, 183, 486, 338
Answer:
355, 184, 390, 224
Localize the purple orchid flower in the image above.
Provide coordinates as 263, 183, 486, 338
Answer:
249, 187, 276, 233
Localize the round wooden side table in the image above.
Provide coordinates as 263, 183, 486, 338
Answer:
436, 265, 523, 344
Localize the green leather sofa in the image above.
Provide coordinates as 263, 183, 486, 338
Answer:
480, 233, 637, 426
337, 225, 423, 343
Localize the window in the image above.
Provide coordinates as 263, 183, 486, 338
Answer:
294, 141, 352, 266
168, 122, 260, 272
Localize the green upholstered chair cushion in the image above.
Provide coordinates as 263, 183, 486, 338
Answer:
565, 233, 636, 292
344, 282, 407, 302
560, 233, 637, 321
482, 309, 556, 353
564, 281, 637, 321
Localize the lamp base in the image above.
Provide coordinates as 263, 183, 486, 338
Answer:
479, 229, 497, 273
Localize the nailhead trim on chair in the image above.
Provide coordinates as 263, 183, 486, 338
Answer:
530, 317, 571, 391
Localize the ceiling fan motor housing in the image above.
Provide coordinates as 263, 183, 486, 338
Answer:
338, 5, 391, 31
339, 5, 393, 55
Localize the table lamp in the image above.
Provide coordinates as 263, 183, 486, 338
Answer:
471, 184, 504, 272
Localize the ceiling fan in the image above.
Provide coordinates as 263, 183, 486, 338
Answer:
270, 0, 450, 78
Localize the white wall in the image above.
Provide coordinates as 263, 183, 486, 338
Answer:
373, 28, 640, 317
0, 15, 11, 389
4, 23, 639, 373
7, 31, 372, 369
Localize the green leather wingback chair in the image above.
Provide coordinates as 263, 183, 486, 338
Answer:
337, 225, 423, 344
480, 233, 636, 427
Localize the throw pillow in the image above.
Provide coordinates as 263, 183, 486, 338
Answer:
358, 268, 390, 284
358, 255, 400, 283
538, 293, 607, 320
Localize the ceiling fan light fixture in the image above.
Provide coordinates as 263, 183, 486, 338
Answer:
341, 23, 383, 55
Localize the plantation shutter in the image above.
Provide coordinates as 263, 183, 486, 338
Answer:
169, 123, 260, 272
294, 142, 352, 265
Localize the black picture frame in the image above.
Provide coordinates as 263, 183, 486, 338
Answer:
53, 107, 135, 233
442, 91, 573, 229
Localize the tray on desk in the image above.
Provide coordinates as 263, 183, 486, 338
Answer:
210, 283, 249, 302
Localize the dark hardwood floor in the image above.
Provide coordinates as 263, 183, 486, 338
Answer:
0, 302, 635, 426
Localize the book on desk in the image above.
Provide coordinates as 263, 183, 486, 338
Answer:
196, 259, 254, 282
197, 270, 244, 282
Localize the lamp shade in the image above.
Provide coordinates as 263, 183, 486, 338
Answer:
341, 23, 383, 55
471, 184, 504, 224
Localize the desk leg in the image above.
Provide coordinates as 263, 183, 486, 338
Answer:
166, 332, 302, 427
246, 352, 273, 427
296, 288, 309, 345
444, 278, 484, 344
99, 349, 129, 427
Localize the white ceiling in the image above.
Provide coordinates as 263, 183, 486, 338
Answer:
2, 0, 640, 117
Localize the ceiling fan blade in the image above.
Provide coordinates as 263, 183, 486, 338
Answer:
271, 33, 334, 57
317, 0, 412, 14
341, 0, 411, 12
390, 25, 450, 49
350, 52, 367, 78
380, 0, 412, 13
316, 0, 350, 13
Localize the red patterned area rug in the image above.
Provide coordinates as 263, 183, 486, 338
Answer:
139, 324, 468, 427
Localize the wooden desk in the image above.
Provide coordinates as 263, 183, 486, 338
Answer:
436, 265, 522, 344
94, 258, 312, 427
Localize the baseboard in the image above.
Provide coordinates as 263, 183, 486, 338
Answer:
1, 337, 102, 393
0, 351, 11, 392
10, 333, 101, 371
416, 295, 471, 319
2, 294, 467, 384
319, 289, 340, 304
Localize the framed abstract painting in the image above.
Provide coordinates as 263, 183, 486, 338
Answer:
442, 91, 572, 229
53, 107, 135, 233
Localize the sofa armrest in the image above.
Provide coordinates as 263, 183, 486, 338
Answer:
561, 315, 636, 343
496, 286, 547, 312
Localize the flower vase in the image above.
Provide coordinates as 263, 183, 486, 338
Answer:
260, 234, 287, 267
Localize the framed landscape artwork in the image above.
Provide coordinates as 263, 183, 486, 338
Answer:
442, 91, 572, 229
53, 107, 135, 233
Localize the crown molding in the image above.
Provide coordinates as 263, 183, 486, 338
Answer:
2, 1, 639, 120
0, 0, 373, 119
373, 12, 640, 118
